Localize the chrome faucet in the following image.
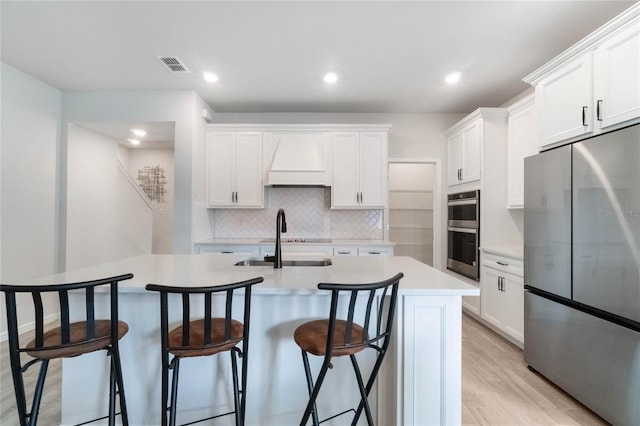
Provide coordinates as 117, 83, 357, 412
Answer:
269, 208, 287, 268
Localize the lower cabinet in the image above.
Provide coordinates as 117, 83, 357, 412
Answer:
195, 245, 260, 256
196, 243, 393, 257
479, 252, 524, 346
260, 245, 333, 257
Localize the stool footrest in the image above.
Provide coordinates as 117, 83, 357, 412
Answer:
319, 408, 356, 424
180, 410, 235, 426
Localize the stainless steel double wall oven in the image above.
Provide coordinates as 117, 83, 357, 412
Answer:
447, 190, 480, 280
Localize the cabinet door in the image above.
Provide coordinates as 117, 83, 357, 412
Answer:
359, 132, 386, 207
480, 267, 504, 329
234, 132, 263, 207
536, 53, 593, 147
447, 132, 464, 185
594, 20, 640, 130
332, 132, 360, 207
502, 274, 524, 343
460, 121, 481, 183
207, 132, 235, 207
507, 98, 537, 208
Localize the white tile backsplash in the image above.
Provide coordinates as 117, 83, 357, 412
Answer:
212, 187, 383, 239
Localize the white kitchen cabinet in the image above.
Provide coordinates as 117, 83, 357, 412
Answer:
357, 246, 394, 256
446, 119, 481, 185
259, 245, 333, 257
195, 245, 260, 257
332, 131, 387, 208
507, 95, 537, 208
534, 53, 594, 148
333, 246, 358, 256
445, 109, 507, 189
480, 252, 524, 346
594, 18, 640, 131
525, 10, 640, 148
206, 131, 263, 208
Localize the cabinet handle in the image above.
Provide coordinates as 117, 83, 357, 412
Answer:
497, 261, 509, 266
221, 251, 234, 254
582, 106, 588, 126
360, 192, 363, 203
369, 251, 381, 255
596, 100, 603, 121
497, 277, 501, 291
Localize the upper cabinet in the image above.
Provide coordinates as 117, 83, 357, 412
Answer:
206, 131, 264, 208
445, 108, 508, 189
524, 7, 639, 149
507, 94, 537, 209
332, 131, 388, 208
594, 20, 640, 130
534, 53, 594, 147
447, 120, 481, 185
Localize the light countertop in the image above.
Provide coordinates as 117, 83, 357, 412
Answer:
18, 254, 478, 297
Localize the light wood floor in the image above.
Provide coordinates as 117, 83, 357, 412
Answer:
1, 314, 608, 425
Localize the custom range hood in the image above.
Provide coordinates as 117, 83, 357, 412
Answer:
266, 133, 329, 186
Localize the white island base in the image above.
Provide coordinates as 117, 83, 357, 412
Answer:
27, 255, 478, 425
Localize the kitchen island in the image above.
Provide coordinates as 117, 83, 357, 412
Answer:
23, 254, 478, 425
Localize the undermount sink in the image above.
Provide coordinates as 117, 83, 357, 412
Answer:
234, 258, 332, 267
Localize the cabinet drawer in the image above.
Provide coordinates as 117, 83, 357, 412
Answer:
260, 245, 333, 257
357, 247, 394, 256
481, 252, 523, 276
333, 247, 358, 256
196, 245, 260, 256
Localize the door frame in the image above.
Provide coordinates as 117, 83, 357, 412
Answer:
387, 158, 442, 269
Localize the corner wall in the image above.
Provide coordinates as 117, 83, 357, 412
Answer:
0, 62, 62, 336
62, 91, 212, 258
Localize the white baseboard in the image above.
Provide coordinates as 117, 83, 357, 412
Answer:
0, 313, 60, 342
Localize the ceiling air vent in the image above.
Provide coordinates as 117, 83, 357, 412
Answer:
158, 56, 190, 73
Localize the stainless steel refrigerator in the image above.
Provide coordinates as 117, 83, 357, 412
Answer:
524, 123, 640, 425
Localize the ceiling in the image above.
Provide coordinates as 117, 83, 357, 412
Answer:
1, 1, 636, 114
76, 122, 176, 149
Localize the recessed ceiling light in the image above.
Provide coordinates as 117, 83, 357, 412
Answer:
445, 72, 462, 84
130, 129, 146, 137
128, 139, 140, 146
203, 72, 219, 83
324, 72, 338, 84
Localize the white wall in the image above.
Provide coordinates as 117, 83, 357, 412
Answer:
0, 62, 62, 336
62, 91, 213, 259
66, 125, 153, 269
125, 148, 175, 254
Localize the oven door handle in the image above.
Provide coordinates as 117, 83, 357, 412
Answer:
447, 199, 477, 206
448, 226, 477, 234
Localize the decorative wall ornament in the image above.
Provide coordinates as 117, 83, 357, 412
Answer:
137, 165, 167, 203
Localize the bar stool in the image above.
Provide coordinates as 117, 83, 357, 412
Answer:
145, 276, 263, 426
0, 273, 133, 426
294, 272, 403, 426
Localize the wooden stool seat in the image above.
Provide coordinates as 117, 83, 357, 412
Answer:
294, 319, 368, 357
26, 320, 129, 359
168, 318, 244, 357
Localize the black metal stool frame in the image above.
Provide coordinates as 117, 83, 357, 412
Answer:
146, 276, 263, 426
299, 272, 403, 426
0, 273, 133, 426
